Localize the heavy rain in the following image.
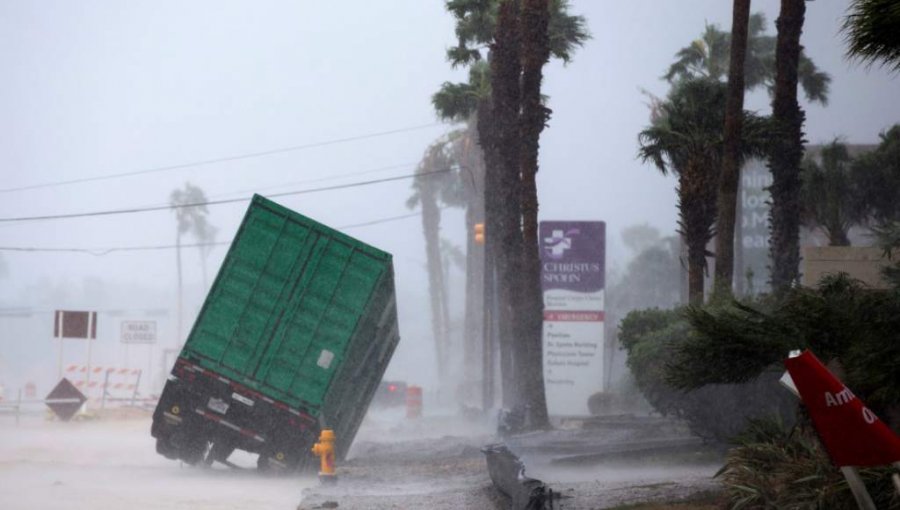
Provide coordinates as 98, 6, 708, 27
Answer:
1, 1, 899, 509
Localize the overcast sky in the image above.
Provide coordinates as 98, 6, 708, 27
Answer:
1, 1, 897, 390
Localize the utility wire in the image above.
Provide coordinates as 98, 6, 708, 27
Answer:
0, 123, 442, 194
0, 168, 450, 223
0, 211, 437, 256
205, 161, 417, 200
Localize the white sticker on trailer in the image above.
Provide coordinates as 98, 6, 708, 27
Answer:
207, 397, 229, 414
232, 392, 254, 406
317, 349, 334, 370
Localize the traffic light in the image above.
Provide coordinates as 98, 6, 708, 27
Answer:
474, 223, 485, 245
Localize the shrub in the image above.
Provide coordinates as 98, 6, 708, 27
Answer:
619, 308, 796, 443
720, 417, 900, 509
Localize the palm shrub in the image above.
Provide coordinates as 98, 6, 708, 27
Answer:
619, 309, 796, 442
720, 417, 900, 509
667, 274, 900, 428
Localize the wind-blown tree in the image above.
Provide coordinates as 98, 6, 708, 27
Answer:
853, 125, 900, 225
664, 9, 829, 298
768, 0, 808, 292
842, 0, 900, 72
433, 0, 587, 412
800, 141, 865, 246
664, 12, 830, 104
514, 0, 553, 427
639, 78, 770, 304
169, 182, 216, 342
407, 134, 466, 385
713, 0, 752, 299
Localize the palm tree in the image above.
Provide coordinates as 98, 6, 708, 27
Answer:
169, 182, 215, 342
516, 0, 552, 428
639, 79, 769, 304
433, 0, 588, 411
842, 0, 900, 72
407, 135, 466, 386
713, 0, 751, 299
852, 125, 900, 226
800, 141, 865, 246
664, 12, 830, 104
768, 0, 806, 292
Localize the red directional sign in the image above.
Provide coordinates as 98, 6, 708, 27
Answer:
785, 350, 900, 467
45, 378, 87, 422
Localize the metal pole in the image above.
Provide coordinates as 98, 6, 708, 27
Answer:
15, 389, 21, 427
56, 311, 64, 379
101, 370, 109, 410
131, 369, 142, 407
840, 466, 877, 510
85, 312, 94, 389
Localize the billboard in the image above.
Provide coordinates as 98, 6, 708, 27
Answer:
540, 221, 605, 416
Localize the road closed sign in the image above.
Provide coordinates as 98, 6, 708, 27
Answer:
120, 321, 157, 344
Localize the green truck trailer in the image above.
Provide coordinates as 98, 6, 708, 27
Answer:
151, 195, 400, 472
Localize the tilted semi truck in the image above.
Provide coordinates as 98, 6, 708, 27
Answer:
151, 195, 400, 472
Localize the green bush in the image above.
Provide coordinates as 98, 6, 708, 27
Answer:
619, 308, 796, 443
720, 417, 900, 509
669, 274, 900, 429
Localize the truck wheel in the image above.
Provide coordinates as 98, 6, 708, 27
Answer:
156, 437, 179, 460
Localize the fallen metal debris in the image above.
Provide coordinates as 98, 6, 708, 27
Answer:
482, 443, 555, 510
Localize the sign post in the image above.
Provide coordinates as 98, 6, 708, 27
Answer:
53, 311, 98, 381
784, 350, 900, 509
539, 221, 605, 416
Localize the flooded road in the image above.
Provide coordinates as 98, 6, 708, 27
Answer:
0, 413, 314, 510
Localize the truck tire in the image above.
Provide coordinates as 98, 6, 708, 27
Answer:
156, 437, 179, 460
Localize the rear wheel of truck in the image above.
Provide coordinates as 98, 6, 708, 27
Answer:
156, 437, 179, 460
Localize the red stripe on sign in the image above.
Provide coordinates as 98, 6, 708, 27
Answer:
543, 310, 605, 322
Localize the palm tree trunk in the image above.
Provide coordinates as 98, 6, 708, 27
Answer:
518, 0, 551, 428
491, 0, 524, 408
688, 240, 707, 305
713, 0, 751, 300
477, 97, 505, 410
680, 162, 714, 304
421, 192, 449, 384
769, 0, 806, 292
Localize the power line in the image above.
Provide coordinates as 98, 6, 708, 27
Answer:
0, 168, 450, 223
0, 123, 442, 194
0, 211, 432, 256
205, 162, 417, 200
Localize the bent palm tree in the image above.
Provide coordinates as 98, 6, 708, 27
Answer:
639, 79, 769, 304
407, 134, 466, 386
170, 182, 216, 342
434, 0, 588, 412
665, 12, 830, 104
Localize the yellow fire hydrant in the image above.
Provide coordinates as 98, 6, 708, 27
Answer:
311, 429, 337, 483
